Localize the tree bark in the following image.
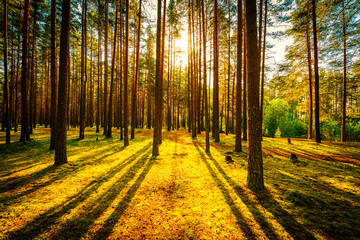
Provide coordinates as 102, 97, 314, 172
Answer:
306, 8, 313, 139
123, 0, 130, 146
107, 7, 118, 138
20, 0, 30, 143
246, 0, 264, 191
153, 0, 163, 156
260, 0, 267, 139
341, 0, 347, 142
235, 0, 243, 152
103, 0, 109, 136
243, 22, 247, 141
213, 0, 220, 142
50, 0, 57, 148
29, 0, 38, 135
79, 0, 87, 140
4, 0, 10, 144
55, 0, 71, 165
311, 0, 321, 143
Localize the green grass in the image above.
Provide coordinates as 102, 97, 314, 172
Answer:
0, 127, 359, 239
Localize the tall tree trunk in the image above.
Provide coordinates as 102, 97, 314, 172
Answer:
167, 29, 172, 132
153, 0, 163, 156
96, 0, 102, 133
103, 0, 109, 136
79, 0, 87, 140
306, 8, 313, 139
243, 22, 247, 141
3, 0, 10, 144
131, 0, 142, 139
29, 0, 38, 135
14, 14, 21, 132
235, 0, 243, 152
341, 0, 347, 142
20, 0, 30, 143
158, 0, 167, 144
107, 8, 118, 138
55, 0, 71, 165
188, 0, 192, 134
119, 1, 124, 139
197, 10, 202, 134
147, 53, 152, 129
246, 0, 264, 191
50, 0, 57, 149
311, 0, 321, 143
130, 0, 142, 139
260, 0, 267, 138
123, 0, 130, 146
201, 0, 209, 152
213, 0, 220, 142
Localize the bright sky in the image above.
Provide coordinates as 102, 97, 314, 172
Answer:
142, 0, 293, 79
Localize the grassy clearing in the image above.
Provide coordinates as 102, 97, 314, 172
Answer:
0, 127, 359, 239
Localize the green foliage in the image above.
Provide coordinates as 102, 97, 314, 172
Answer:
264, 98, 289, 137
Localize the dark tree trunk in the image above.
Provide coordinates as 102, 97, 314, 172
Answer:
213, 0, 220, 142
119, 1, 123, 140
246, 0, 264, 191
79, 0, 87, 140
147, 54, 152, 129
103, 0, 109, 136
50, 0, 57, 149
235, 0, 243, 152
153, 0, 163, 156
107, 8, 118, 138
131, 0, 142, 139
341, 0, 347, 142
158, 0, 167, 144
29, 1, 38, 135
55, 0, 71, 166
123, 0, 130, 146
242, 23, 247, 141
311, 0, 321, 143
306, 8, 313, 140
260, 0, 267, 138
96, 0, 102, 133
4, 0, 10, 144
20, 0, 30, 143
14, 14, 21, 132
201, 0, 209, 152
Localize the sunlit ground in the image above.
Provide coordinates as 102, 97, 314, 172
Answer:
0, 127, 359, 239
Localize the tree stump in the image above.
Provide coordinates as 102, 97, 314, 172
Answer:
226, 155, 234, 163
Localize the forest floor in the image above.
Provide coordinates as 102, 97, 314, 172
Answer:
1, 127, 360, 240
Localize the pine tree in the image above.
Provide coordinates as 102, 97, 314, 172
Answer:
55, 0, 71, 166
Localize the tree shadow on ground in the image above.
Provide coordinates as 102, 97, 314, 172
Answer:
272, 171, 360, 239
93, 155, 158, 239
0, 142, 128, 204
193, 141, 317, 240
193, 142, 257, 239
5, 142, 152, 239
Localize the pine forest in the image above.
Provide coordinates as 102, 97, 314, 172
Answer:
1, 0, 360, 239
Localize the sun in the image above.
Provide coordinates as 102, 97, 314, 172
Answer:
175, 30, 188, 64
